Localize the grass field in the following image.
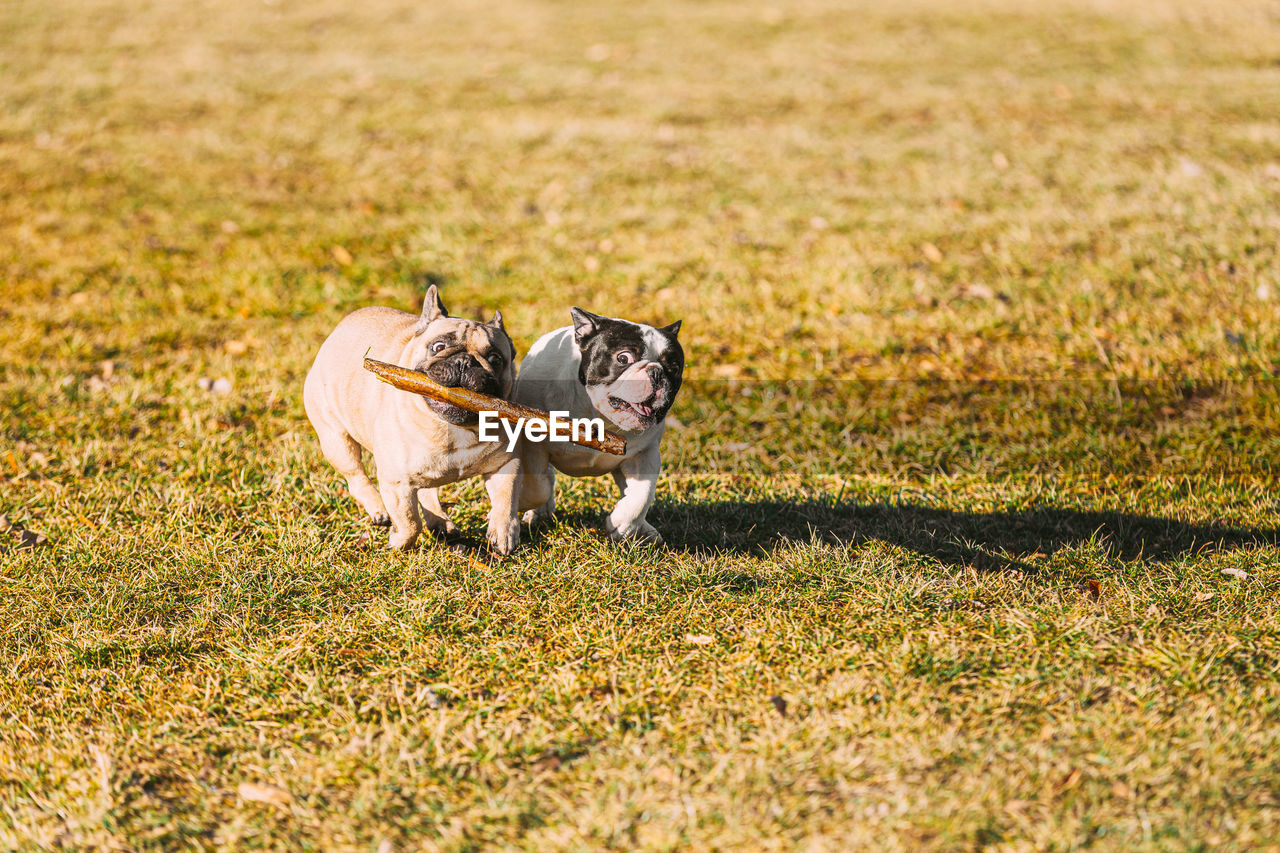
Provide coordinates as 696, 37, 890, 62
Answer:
3, 0, 1280, 848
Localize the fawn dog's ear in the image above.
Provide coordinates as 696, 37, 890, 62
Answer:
421, 284, 448, 322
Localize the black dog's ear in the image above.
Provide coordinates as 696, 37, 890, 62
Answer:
421, 284, 448, 323
660, 320, 682, 338
570, 307, 603, 343
489, 310, 505, 330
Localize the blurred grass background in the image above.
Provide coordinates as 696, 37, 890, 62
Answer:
2, 0, 1280, 849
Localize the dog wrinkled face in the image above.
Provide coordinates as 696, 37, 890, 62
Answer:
571, 307, 684, 432
412, 286, 516, 425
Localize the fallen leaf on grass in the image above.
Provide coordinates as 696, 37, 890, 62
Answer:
532, 752, 566, 772
957, 282, 997, 300
331, 245, 353, 266
921, 242, 944, 264
2, 516, 51, 552
1220, 567, 1250, 580
684, 634, 714, 645
17, 530, 49, 550
237, 782, 293, 808
1057, 767, 1083, 792
769, 695, 788, 717
1078, 578, 1102, 600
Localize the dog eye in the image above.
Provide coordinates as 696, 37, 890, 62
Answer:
430, 341, 447, 354
487, 352, 504, 366
616, 351, 635, 365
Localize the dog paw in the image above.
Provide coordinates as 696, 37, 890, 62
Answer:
368, 511, 391, 527
486, 516, 520, 556
387, 529, 419, 551
605, 516, 663, 545
422, 516, 460, 538
521, 505, 555, 527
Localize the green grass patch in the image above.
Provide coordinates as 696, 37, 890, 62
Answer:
3, 0, 1280, 848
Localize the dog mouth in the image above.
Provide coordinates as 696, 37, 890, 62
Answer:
419, 360, 502, 425
425, 398, 476, 425
609, 396, 657, 421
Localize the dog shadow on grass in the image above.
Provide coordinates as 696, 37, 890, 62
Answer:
652, 500, 1280, 574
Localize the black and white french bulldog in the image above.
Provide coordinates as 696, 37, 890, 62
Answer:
513, 308, 684, 543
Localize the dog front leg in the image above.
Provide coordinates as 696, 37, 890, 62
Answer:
381, 479, 423, 551
518, 440, 556, 526
605, 444, 662, 544
483, 454, 522, 556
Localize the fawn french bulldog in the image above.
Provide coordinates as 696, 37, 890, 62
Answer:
303, 285, 521, 553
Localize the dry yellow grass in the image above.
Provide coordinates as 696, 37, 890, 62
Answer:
2, 0, 1279, 849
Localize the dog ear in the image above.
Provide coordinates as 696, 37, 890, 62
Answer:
421, 284, 448, 323
489, 310, 505, 330
660, 320, 682, 338
570, 307, 602, 343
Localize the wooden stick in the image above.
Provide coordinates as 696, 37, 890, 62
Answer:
363, 357, 627, 456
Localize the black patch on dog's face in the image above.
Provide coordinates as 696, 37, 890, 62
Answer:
412, 323, 515, 425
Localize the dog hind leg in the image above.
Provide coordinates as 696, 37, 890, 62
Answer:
315, 427, 389, 525
417, 488, 459, 537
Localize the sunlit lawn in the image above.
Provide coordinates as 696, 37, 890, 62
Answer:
2, 0, 1279, 848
